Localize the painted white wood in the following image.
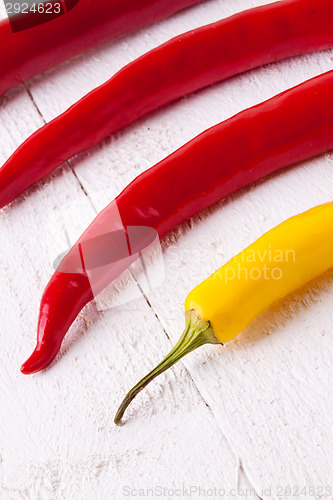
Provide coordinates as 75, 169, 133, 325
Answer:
1, 0, 333, 498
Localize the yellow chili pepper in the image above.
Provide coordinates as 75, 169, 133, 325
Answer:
115, 202, 333, 425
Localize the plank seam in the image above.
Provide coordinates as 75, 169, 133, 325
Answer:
23, 82, 97, 210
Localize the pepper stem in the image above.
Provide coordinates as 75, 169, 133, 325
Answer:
114, 310, 220, 426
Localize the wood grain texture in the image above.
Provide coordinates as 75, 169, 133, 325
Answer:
1, 0, 333, 498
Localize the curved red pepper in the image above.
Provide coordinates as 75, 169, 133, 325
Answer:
0, 0, 203, 96
21, 69, 333, 374
2, 0, 333, 209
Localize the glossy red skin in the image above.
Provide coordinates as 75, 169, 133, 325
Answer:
21, 69, 333, 374
2, 0, 333, 209
0, 0, 203, 96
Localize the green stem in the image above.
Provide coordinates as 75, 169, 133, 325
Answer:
114, 310, 221, 426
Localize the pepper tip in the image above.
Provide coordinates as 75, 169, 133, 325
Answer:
20, 359, 36, 375
20, 348, 50, 375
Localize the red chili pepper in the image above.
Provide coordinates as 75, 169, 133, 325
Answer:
0, 0, 203, 96
2, 0, 333, 209
21, 69, 333, 374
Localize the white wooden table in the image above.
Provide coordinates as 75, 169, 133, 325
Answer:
1, 1, 333, 498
